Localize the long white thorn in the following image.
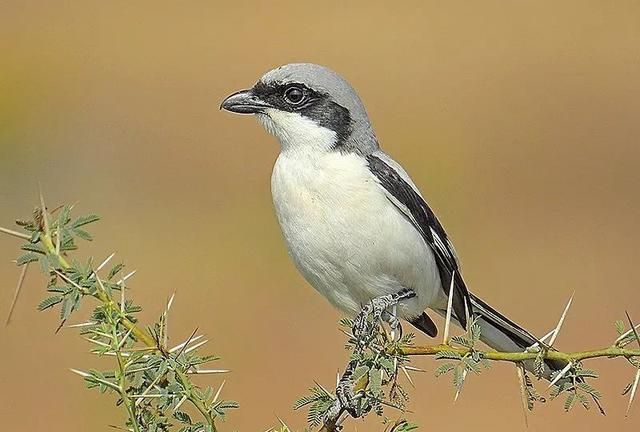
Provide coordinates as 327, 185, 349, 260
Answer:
163, 292, 176, 348
66, 321, 98, 329
5, 262, 29, 325
626, 368, 640, 417
275, 416, 291, 432
615, 324, 640, 345
624, 311, 640, 417
454, 369, 467, 401
54, 269, 85, 292
95, 274, 109, 296
70, 369, 121, 391
166, 292, 176, 312
69, 368, 91, 378
117, 270, 137, 286
0, 226, 31, 240
212, 380, 226, 404
400, 366, 415, 387
101, 351, 131, 357
187, 369, 229, 375
84, 337, 111, 348
174, 395, 188, 412
548, 361, 573, 388
117, 327, 135, 350
515, 363, 530, 428
120, 274, 126, 314
94, 252, 116, 275
548, 292, 575, 347
169, 334, 204, 353
625, 311, 640, 349
55, 223, 61, 255
443, 270, 456, 344
135, 374, 164, 406
183, 339, 208, 354
527, 329, 556, 351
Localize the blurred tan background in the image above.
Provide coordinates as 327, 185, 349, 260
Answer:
1, 1, 639, 431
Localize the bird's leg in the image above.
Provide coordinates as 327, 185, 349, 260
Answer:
352, 288, 415, 348
324, 360, 364, 425
327, 289, 416, 427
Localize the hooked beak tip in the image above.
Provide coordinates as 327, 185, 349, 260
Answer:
220, 89, 271, 114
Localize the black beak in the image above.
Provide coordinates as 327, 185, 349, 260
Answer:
220, 88, 271, 114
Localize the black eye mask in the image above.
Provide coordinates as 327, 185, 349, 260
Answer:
252, 81, 353, 147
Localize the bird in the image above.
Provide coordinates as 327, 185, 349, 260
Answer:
221, 63, 564, 380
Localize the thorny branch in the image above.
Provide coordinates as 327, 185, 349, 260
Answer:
399, 344, 640, 363
2, 199, 235, 431
309, 284, 640, 431
2, 198, 640, 432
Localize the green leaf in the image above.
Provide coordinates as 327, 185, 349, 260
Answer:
435, 350, 462, 360
451, 335, 472, 348
615, 320, 625, 335
29, 231, 41, 243
60, 297, 75, 321
534, 353, 545, 379
352, 365, 370, 382
576, 369, 599, 379
435, 363, 456, 377
107, 263, 125, 280
38, 256, 50, 273
58, 205, 72, 227
71, 214, 100, 228
20, 243, 46, 254
215, 400, 239, 410
379, 357, 395, 373
577, 393, 590, 410
46, 285, 67, 293
470, 322, 482, 344
173, 411, 192, 424
564, 392, 577, 411
453, 364, 466, 392
577, 382, 601, 398
38, 295, 63, 311
394, 422, 419, 432
463, 356, 482, 374
72, 228, 93, 241
369, 367, 382, 395
16, 252, 40, 266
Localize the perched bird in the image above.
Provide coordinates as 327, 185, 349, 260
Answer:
221, 63, 563, 379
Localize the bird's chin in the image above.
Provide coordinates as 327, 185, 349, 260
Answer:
255, 111, 279, 137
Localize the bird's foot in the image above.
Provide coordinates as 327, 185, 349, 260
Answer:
352, 289, 416, 349
383, 308, 403, 341
324, 361, 366, 426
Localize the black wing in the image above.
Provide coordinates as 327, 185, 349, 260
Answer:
367, 154, 472, 329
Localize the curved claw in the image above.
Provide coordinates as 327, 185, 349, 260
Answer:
383, 309, 403, 341
352, 289, 416, 347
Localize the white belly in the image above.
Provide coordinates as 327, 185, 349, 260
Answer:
271, 150, 443, 319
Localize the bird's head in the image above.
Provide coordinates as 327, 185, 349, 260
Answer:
221, 63, 378, 154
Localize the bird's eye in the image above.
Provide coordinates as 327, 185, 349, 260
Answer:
283, 86, 306, 105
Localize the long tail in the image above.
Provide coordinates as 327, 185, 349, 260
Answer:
436, 293, 567, 381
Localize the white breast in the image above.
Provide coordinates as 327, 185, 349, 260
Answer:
271, 150, 442, 319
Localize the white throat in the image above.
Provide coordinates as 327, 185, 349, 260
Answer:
257, 108, 337, 154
